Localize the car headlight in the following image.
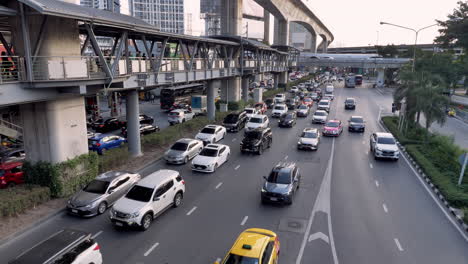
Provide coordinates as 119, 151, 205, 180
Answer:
297, 141, 302, 145
130, 212, 140, 218
261, 188, 267, 193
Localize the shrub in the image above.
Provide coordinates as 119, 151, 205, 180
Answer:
0, 185, 50, 217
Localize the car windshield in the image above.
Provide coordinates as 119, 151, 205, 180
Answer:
169, 112, 180, 116
83, 180, 110, 194
245, 131, 262, 140
350, 117, 363, 123
245, 109, 254, 114
377, 137, 396, 144
315, 111, 327, 116
275, 94, 283, 98
326, 122, 340, 127
267, 169, 292, 184
318, 102, 328, 106
171, 142, 188, 151
125, 185, 154, 202
88, 139, 100, 145
298, 105, 308, 110
224, 254, 259, 264
346, 99, 355, 104
0, 170, 5, 177
302, 132, 318, 138
282, 114, 294, 120
199, 148, 218, 157
224, 114, 238, 123
274, 106, 285, 110
304, 98, 312, 102
200, 128, 216, 134
249, 117, 263, 123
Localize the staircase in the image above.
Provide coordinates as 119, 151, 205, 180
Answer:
0, 119, 23, 140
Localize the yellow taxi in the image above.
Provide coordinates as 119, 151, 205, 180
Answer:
215, 228, 280, 264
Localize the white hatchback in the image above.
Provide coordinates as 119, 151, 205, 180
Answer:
168, 109, 195, 125
191, 144, 231, 173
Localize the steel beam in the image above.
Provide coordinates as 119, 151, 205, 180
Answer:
19, 3, 33, 82
0, 32, 13, 57
85, 23, 113, 81
81, 34, 90, 55
141, 35, 157, 71
110, 31, 127, 76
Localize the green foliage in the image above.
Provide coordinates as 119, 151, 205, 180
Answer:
0, 185, 50, 217
436, 1, 468, 51
375, 44, 400, 58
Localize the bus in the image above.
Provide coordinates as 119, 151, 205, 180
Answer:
160, 83, 205, 109
345, 75, 356, 88
355, 74, 363, 85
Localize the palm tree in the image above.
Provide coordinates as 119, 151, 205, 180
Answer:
394, 66, 419, 133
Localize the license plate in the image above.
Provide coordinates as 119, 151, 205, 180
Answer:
72, 209, 78, 214
115, 222, 123, 226
270, 197, 278, 201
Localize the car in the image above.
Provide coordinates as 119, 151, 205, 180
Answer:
271, 104, 288, 118
324, 91, 334, 100
0, 148, 25, 163
317, 99, 331, 112
297, 92, 305, 100
297, 128, 320, 150
278, 112, 297, 128
191, 144, 230, 173
88, 135, 126, 155
0, 161, 23, 188
302, 97, 314, 107
215, 228, 280, 264
285, 98, 299, 110
348, 116, 365, 132
67, 171, 141, 217
195, 125, 227, 145
274, 93, 286, 103
8, 229, 103, 264
244, 107, 260, 119
312, 110, 328, 124
261, 162, 301, 205
264, 98, 274, 109
110, 169, 185, 231
87, 131, 97, 139
254, 102, 268, 114
164, 138, 204, 164
322, 120, 343, 136
168, 109, 195, 125
240, 127, 272, 155
121, 124, 159, 137
120, 114, 155, 127
222, 111, 248, 132
344, 98, 356, 110
290, 86, 299, 93
370, 132, 399, 160
296, 104, 310, 117
245, 115, 269, 132
167, 102, 191, 113
94, 118, 125, 133
310, 92, 320, 101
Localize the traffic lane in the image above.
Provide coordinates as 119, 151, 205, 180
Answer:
427, 116, 468, 149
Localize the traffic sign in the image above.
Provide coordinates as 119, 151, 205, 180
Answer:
459, 153, 468, 166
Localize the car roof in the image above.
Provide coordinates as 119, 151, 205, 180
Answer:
176, 138, 197, 144
315, 110, 327, 114
170, 109, 185, 113
273, 161, 296, 171
346, 97, 355, 100
96, 171, 132, 182
205, 143, 227, 149
244, 107, 255, 110
327, 119, 340, 123
230, 229, 276, 258
204, 125, 219, 129
250, 114, 266, 119
89, 134, 107, 140
319, 100, 330, 103
137, 169, 179, 188
351, 115, 363, 119
0, 161, 22, 170
375, 132, 394, 138
303, 128, 318, 133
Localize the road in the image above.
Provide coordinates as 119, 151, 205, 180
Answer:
2, 81, 468, 264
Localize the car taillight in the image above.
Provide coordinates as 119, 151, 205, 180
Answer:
93, 244, 100, 251
0, 176, 4, 180
99, 125, 104, 127
96, 143, 101, 147
181, 180, 185, 185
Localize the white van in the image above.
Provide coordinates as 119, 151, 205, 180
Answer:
325, 85, 334, 93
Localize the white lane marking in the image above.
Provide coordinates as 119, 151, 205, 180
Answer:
308, 232, 329, 244
369, 163, 374, 169
284, 155, 289, 160
215, 258, 222, 263
240, 216, 249, 226
394, 238, 404, 252
234, 165, 240, 170
91, 231, 103, 239
232, 138, 237, 142
378, 120, 468, 242
143, 242, 160, 257
215, 182, 223, 189
375, 180, 380, 187
186, 206, 197, 216
383, 203, 388, 213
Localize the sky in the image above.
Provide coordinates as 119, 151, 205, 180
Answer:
241, 0, 461, 48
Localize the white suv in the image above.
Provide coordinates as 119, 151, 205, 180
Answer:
370, 132, 399, 161
271, 104, 288, 118
110, 170, 185, 231
245, 115, 270, 132
274, 93, 286, 103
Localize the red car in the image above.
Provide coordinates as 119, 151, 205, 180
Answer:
254, 102, 268, 114
303, 97, 314, 107
0, 162, 24, 188
322, 120, 343, 137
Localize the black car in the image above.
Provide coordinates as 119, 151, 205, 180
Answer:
261, 162, 301, 205
265, 98, 274, 109
298, 92, 305, 100
344, 98, 356, 110
121, 124, 160, 137
348, 116, 365, 132
93, 118, 125, 133
240, 127, 272, 155
285, 98, 299, 110
223, 111, 248, 132
278, 112, 297, 128
120, 114, 155, 127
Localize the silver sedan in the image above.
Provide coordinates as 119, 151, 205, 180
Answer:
164, 138, 204, 164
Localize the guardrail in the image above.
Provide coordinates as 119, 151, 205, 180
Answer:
0, 56, 24, 83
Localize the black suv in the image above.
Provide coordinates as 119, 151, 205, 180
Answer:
240, 127, 272, 155
223, 111, 248, 132
348, 116, 365, 132
261, 162, 301, 205
285, 98, 299, 110
344, 98, 356, 110
278, 112, 297, 128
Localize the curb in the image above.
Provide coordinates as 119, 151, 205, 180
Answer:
380, 119, 468, 234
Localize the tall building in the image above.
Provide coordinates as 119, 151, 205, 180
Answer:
200, 0, 221, 35
130, 0, 185, 34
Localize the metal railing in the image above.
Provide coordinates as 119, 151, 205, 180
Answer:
0, 56, 24, 83
0, 118, 23, 139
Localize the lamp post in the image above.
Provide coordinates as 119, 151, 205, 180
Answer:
379, 22, 438, 72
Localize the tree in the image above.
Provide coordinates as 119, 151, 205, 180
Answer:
435, 1, 468, 51
375, 44, 400, 58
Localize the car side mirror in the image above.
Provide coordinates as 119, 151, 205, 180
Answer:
108, 189, 115, 194
153, 196, 160, 201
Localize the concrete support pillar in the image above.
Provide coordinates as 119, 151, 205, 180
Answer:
221, 77, 241, 102
322, 40, 328, 53
274, 18, 289, 45
242, 77, 249, 101
21, 97, 88, 164
221, 0, 243, 35
310, 33, 317, 53
274, 74, 279, 89
207, 80, 217, 121
263, 9, 271, 45
253, 88, 263, 103
126, 90, 142, 157
376, 68, 385, 88
278, 71, 288, 90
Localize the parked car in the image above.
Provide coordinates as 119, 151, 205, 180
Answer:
254, 102, 268, 114
93, 118, 125, 133
0, 161, 23, 188
215, 228, 280, 264
261, 162, 301, 205
278, 112, 297, 128
88, 134, 126, 155
222, 111, 247, 132
312, 110, 328, 124
109, 169, 185, 231
370, 132, 399, 160
8, 229, 103, 264
348, 116, 365, 132
164, 138, 204, 164
344, 97, 356, 110
297, 128, 320, 150
296, 104, 310, 117
67, 171, 141, 217
121, 124, 159, 137
191, 144, 230, 173
195, 125, 227, 145
120, 114, 155, 127
244, 107, 260, 119
271, 104, 288, 118
168, 109, 195, 125
240, 127, 272, 155
245, 115, 270, 132
322, 120, 343, 137
0, 148, 25, 163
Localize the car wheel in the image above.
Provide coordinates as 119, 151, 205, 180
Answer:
182, 119, 186, 123
141, 213, 153, 231
257, 145, 263, 155
7, 182, 15, 188
222, 132, 226, 139
268, 139, 272, 148
97, 202, 107, 215
226, 152, 230, 161
214, 163, 219, 172
173, 192, 183, 208
184, 156, 189, 164
100, 149, 106, 155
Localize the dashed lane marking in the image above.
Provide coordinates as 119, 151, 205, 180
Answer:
394, 238, 404, 252
383, 203, 388, 213
215, 182, 223, 189
186, 206, 197, 216
91, 231, 103, 239
375, 180, 379, 187
369, 163, 374, 169
143, 242, 160, 257
240, 216, 249, 226
234, 165, 240, 170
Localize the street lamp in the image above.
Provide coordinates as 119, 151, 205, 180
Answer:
380, 21, 438, 72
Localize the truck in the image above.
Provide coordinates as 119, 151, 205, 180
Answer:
191, 95, 207, 115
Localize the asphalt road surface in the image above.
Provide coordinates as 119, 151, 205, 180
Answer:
2, 81, 468, 264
